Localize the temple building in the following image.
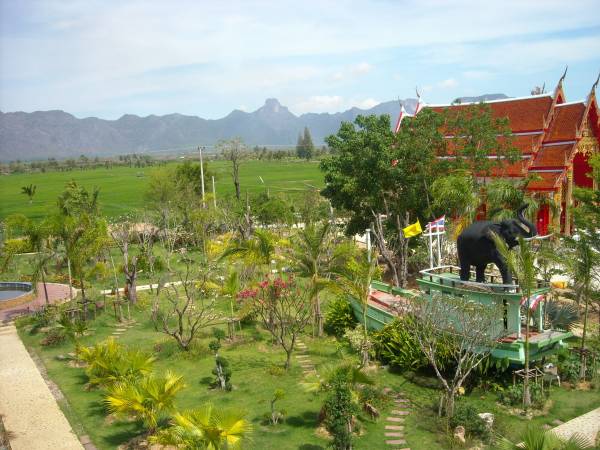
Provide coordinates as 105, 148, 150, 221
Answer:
403, 74, 599, 235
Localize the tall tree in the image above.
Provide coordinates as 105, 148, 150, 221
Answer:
217, 138, 247, 201
567, 154, 600, 378
296, 127, 315, 160
441, 103, 520, 178
332, 249, 380, 367
494, 235, 537, 408
321, 112, 443, 286
290, 222, 336, 336
52, 181, 107, 304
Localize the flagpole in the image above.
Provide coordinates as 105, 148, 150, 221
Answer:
428, 227, 434, 268
436, 229, 443, 266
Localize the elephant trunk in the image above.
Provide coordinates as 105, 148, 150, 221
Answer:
516, 204, 537, 238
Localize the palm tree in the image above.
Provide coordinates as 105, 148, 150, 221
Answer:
221, 228, 276, 270
105, 371, 185, 434
23, 218, 53, 306
21, 184, 36, 204
494, 235, 537, 408
499, 425, 591, 449
563, 232, 598, 379
332, 249, 380, 367
151, 403, 253, 449
290, 222, 335, 336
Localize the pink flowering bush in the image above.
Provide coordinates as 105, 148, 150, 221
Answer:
239, 275, 311, 370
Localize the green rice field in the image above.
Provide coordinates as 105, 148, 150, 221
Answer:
0, 159, 324, 220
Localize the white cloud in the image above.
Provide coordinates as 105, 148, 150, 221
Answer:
463, 70, 491, 80
352, 62, 373, 75
290, 95, 380, 114
1, 0, 599, 116
437, 78, 458, 89
330, 62, 373, 82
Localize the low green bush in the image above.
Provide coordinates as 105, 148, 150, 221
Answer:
449, 402, 489, 441
2, 237, 32, 254
41, 328, 66, 346
324, 296, 357, 337
372, 317, 426, 371
498, 382, 547, 408
372, 317, 456, 372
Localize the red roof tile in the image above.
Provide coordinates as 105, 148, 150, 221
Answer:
526, 172, 562, 191
544, 102, 586, 142
429, 95, 553, 133
531, 144, 572, 167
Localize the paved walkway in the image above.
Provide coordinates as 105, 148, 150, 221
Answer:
383, 388, 411, 449
99, 280, 181, 295
295, 338, 319, 377
551, 407, 600, 446
0, 283, 74, 323
0, 324, 83, 450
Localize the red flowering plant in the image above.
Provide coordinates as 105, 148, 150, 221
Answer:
239, 275, 312, 370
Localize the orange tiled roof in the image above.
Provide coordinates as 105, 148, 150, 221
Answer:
525, 171, 563, 191
530, 144, 572, 168
487, 159, 529, 177
544, 102, 586, 142
429, 95, 554, 132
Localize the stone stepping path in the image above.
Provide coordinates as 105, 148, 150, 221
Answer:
383, 388, 411, 449
295, 339, 318, 376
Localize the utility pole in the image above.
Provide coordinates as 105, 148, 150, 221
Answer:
212, 175, 217, 208
199, 146, 206, 207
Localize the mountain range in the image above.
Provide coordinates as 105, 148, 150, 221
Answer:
0, 94, 507, 161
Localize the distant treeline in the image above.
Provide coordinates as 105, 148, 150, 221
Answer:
1, 145, 329, 175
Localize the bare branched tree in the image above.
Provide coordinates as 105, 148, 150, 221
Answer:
153, 258, 221, 351
217, 138, 247, 201
406, 293, 505, 417
243, 276, 312, 370
110, 220, 139, 304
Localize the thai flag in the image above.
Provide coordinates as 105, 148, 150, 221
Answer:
427, 215, 445, 231
520, 294, 544, 311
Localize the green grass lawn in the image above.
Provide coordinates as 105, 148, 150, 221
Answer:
16, 296, 406, 450
0, 159, 324, 220
16, 292, 600, 450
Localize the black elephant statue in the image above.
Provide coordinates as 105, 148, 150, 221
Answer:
457, 205, 537, 284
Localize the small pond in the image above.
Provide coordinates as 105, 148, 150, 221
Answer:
0, 282, 33, 301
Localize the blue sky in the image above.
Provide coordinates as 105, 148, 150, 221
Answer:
1, 0, 599, 119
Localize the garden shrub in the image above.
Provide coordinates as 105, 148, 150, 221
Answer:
323, 371, 358, 450
77, 338, 155, 387
343, 325, 373, 359
449, 402, 489, 441
372, 317, 427, 371
3, 237, 33, 254
212, 355, 232, 391
358, 385, 391, 410
372, 317, 456, 372
324, 296, 357, 337
498, 382, 547, 408
41, 328, 66, 346
556, 349, 598, 383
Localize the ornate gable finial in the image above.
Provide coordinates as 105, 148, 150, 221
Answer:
593, 71, 600, 91
415, 86, 421, 100
559, 65, 568, 85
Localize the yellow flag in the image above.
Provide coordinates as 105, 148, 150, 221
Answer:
402, 219, 422, 238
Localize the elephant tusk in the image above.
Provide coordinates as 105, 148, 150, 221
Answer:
523, 234, 553, 241
517, 223, 531, 234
